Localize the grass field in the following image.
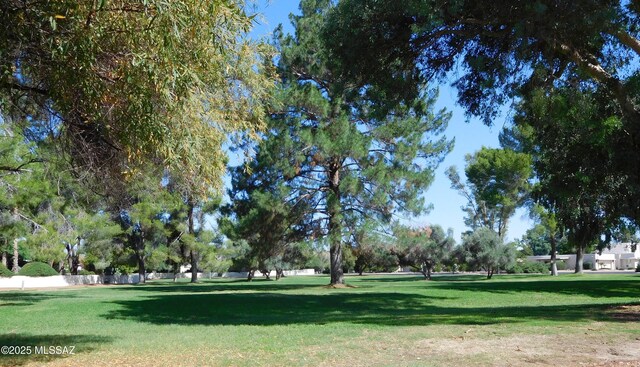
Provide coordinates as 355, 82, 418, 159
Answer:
1, 273, 639, 367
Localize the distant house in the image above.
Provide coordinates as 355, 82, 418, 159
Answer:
526, 243, 640, 271
583, 252, 616, 270
588, 243, 640, 270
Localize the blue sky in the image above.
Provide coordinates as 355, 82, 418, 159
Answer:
241, 0, 534, 243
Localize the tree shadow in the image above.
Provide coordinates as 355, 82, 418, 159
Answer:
0, 334, 111, 366
122, 278, 325, 293
0, 292, 78, 307
429, 277, 640, 298
352, 276, 426, 282
102, 291, 639, 327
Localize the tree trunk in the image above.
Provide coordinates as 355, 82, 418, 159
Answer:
1, 251, 7, 268
137, 253, 146, 284
187, 199, 198, 284
329, 227, 344, 285
247, 269, 255, 281
549, 237, 558, 276
262, 268, 271, 280
575, 244, 584, 274
275, 267, 284, 280
327, 165, 344, 286
190, 250, 198, 283
487, 268, 493, 279
12, 237, 19, 273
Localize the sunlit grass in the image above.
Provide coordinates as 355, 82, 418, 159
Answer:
1, 273, 639, 366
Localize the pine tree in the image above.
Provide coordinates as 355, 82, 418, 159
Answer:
238, 0, 452, 285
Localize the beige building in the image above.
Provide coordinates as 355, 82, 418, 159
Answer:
526, 243, 639, 271
592, 243, 640, 270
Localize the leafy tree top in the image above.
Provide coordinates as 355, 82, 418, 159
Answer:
0, 0, 275, 196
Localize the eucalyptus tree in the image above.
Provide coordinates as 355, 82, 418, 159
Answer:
254, 0, 452, 285
0, 0, 274, 196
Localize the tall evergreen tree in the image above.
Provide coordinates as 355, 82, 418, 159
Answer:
248, 0, 452, 285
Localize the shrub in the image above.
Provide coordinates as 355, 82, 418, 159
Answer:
583, 262, 592, 270
18, 262, 59, 277
78, 269, 95, 275
508, 261, 548, 274
0, 263, 13, 277
635, 263, 640, 273
555, 261, 567, 271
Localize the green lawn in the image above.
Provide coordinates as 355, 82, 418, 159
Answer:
1, 274, 639, 367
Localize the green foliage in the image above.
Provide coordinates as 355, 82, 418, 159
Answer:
556, 261, 567, 271
395, 224, 455, 279
325, 0, 639, 125
447, 147, 531, 238
0, 0, 275, 194
78, 269, 95, 276
505, 87, 622, 273
522, 224, 551, 256
18, 262, 58, 277
635, 263, 640, 272
460, 227, 516, 279
229, 0, 452, 284
0, 263, 13, 277
114, 264, 136, 276
507, 261, 548, 274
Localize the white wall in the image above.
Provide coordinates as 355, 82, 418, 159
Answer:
0, 275, 104, 289
0, 268, 318, 289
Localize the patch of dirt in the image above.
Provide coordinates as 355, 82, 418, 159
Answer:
607, 305, 640, 321
407, 328, 640, 367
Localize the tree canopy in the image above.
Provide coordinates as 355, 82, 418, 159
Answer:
447, 147, 531, 239
325, 0, 639, 124
0, 0, 275, 195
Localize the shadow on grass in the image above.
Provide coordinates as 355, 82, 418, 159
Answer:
429, 277, 640, 298
0, 292, 78, 307
102, 290, 639, 327
131, 278, 322, 293
0, 334, 111, 366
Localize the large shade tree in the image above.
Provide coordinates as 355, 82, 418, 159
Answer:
0, 0, 274, 196
325, 0, 640, 242
237, 0, 452, 285
325, 0, 639, 124
502, 87, 623, 273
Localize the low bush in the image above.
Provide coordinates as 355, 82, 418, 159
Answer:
555, 261, 567, 270
508, 261, 548, 274
18, 262, 59, 277
583, 262, 592, 270
0, 263, 13, 277
635, 263, 640, 272
78, 269, 95, 275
